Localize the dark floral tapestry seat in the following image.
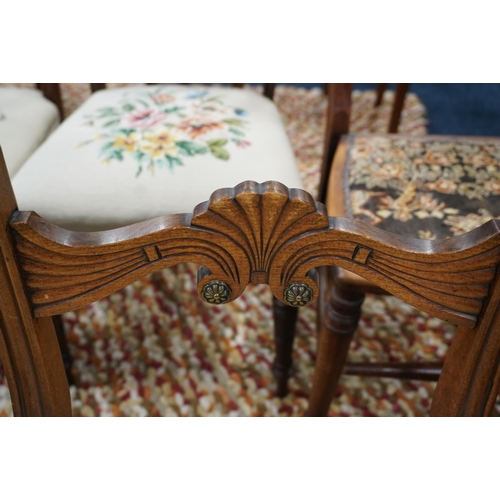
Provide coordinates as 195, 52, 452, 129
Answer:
345, 134, 500, 240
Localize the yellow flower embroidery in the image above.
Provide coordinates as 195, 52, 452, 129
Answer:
140, 130, 178, 158
113, 133, 139, 153
80, 89, 251, 176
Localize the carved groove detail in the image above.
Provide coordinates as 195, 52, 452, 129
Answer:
144, 245, 161, 262
352, 245, 372, 264
9, 181, 500, 327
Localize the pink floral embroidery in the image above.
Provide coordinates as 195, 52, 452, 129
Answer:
81, 87, 251, 175
122, 109, 167, 129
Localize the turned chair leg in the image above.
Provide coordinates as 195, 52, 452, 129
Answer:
307, 272, 365, 416
52, 314, 75, 385
272, 298, 299, 397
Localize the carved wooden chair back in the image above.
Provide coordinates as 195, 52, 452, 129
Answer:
2, 146, 500, 416
1, 145, 306, 416
10, 82, 301, 397
306, 221, 500, 416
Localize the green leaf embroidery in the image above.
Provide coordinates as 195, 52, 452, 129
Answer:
222, 118, 247, 127
101, 142, 115, 152
207, 138, 229, 160
165, 155, 184, 169
210, 147, 230, 161
207, 139, 228, 148
228, 127, 244, 136
97, 109, 119, 118
103, 119, 121, 128
82, 90, 253, 175
152, 157, 168, 169
118, 128, 136, 136
203, 96, 223, 105
111, 149, 124, 161
163, 106, 184, 114
134, 150, 146, 162
176, 141, 209, 156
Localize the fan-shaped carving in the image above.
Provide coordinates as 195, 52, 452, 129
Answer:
9, 181, 500, 327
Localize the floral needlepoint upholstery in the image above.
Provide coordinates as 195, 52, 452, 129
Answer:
0, 87, 60, 176
345, 134, 500, 240
78, 88, 253, 175
12, 85, 301, 231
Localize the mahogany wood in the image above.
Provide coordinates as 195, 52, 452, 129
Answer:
318, 82, 411, 201
52, 314, 74, 385
320, 87, 430, 388
319, 84, 410, 202
36, 83, 64, 120
272, 298, 298, 397
318, 85, 500, 413
344, 362, 442, 381
375, 83, 387, 106
374, 83, 410, 132
263, 83, 276, 100
388, 83, 410, 133
318, 83, 353, 203
0, 150, 71, 416
307, 267, 364, 416
90, 83, 106, 93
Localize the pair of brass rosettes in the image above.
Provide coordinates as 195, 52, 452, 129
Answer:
201, 280, 313, 307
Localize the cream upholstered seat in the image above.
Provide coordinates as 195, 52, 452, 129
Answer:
12, 84, 302, 231
0, 87, 60, 177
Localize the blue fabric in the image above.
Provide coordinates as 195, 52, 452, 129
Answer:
355, 83, 500, 136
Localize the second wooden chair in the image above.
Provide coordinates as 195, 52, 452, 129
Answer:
310, 83, 500, 415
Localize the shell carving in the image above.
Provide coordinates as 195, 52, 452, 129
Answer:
9, 180, 500, 328
190, 181, 329, 305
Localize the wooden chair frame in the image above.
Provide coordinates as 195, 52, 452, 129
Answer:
310, 83, 500, 415
35, 83, 64, 121
2, 144, 500, 416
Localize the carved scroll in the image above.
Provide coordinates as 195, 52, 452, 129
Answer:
10, 181, 500, 328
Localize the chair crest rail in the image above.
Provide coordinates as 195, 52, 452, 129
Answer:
9, 181, 500, 327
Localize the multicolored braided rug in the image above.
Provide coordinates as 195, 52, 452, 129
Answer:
1, 84, 478, 416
